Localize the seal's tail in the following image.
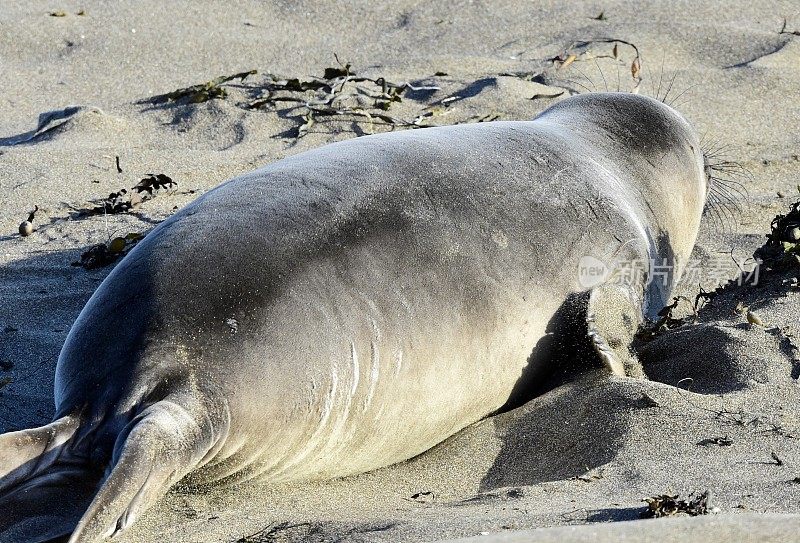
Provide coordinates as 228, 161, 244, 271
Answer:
0, 395, 225, 543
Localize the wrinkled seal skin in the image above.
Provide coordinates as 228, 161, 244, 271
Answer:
0, 93, 707, 542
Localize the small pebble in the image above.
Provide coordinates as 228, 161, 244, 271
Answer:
18, 221, 33, 236
746, 310, 765, 326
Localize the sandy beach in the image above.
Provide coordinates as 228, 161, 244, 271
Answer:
1, 1, 800, 541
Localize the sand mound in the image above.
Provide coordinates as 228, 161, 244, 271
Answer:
1, 106, 135, 148
143, 99, 256, 151
427, 372, 634, 491
641, 322, 796, 393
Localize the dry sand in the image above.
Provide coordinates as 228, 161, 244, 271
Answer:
1, 1, 800, 541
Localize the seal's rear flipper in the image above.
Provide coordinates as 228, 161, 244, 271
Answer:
67, 396, 224, 543
0, 416, 101, 543
0, 465, 101, 543
587, 283, 645, 377
0, 416, 79, 491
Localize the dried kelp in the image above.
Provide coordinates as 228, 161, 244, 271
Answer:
85, 174, 176, 216
146, 58, 502, 139
134, 173, 176, 196
692, 197, 800, 314
246, 61, 443, 137
755, 199, 800, 269
72, 232, 144, 270
151, 70, 258, 104
407, 491, 435, 503
698, 436, 733, 447
142, 41, 643, 140
642, 491, 715, 518
530, 91, 565, 100
636, 296, 697, 341
549, 39, 643, 92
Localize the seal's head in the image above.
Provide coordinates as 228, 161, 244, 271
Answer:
537, 92, 708, 272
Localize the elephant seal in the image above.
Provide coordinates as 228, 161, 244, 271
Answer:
0, 92, 708, 542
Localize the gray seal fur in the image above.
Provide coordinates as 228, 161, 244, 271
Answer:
0, 93, 707, 542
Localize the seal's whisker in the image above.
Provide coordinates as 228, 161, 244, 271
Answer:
699, 130, 713, 150
571, 65, 597, 92
660, 71, 679, 104
702, 142, 723, 160
655, 52, 666, 103
710, 207, 734, 234
702, 142, 737, 162
711, 169, 754, 187
708, 163, 753, 181
703, 194, 735, 234
701, 139, 752, 213
705, 193, 738, 233
709, 182, 743, 207
644, 57, 654, 98
707, 157, 748, 169
711, 177, 749, 201
673, 98, 693, 110
702, 140, 724, 158
667, 83, 699, 108
566, 76, 595, 94
708, 183, 742, 212
710, 143, 735, 156
706, 155, 754, 186
708, 165, 751, 182
700, 134, 736, 158
708, 160, 747, 171
709, 171, 749, 196
712, 176, 750, 199
709, 184, 744, 213
708, 192, 743, 232
594, 58, 609, 92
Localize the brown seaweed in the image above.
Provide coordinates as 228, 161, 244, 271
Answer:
72, 233, 144, 270
641, 491, 714, 518
84, 174, 176, 216
151, 70, 258, 104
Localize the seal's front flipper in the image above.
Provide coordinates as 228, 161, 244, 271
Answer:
587, 283, 645, 377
